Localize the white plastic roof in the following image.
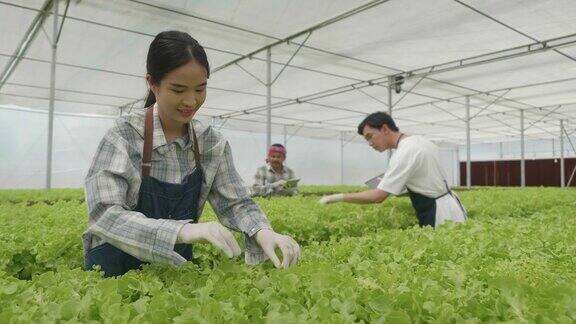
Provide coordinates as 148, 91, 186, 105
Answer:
1, 0, 576, 145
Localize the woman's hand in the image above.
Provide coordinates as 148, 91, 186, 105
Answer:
177, 222, 241, 258
255, 229, 301, 268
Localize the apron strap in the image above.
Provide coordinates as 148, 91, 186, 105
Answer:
141, 105, 203, 178
190, 124, 203, 174
432, 180, 450, 199
142, 106, 154, 178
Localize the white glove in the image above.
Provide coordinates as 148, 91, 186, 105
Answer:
319, 193, 344, 205
271, 179, 287, 189
177, 222, 241, 258
255, 229, 301, 268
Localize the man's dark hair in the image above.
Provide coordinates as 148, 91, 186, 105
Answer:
271, 143, 285, 149
357, 112, 399, 135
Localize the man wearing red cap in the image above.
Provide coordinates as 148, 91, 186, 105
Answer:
252, 144, 299, 197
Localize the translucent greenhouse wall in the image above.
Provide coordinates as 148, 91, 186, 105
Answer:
0, 106, 459, 189
458, 138, 576, 162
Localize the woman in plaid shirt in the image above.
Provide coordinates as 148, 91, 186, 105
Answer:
83, 31, 300, 277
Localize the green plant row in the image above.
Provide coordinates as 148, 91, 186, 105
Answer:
0, 207, 574, 323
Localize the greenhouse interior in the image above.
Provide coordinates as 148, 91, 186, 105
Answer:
0, 0, 575, 322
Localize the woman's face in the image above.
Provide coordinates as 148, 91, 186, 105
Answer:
147, 60, 208, 126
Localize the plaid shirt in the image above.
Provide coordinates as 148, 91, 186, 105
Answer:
84, 106, 271, 266
251, 165, 298, 197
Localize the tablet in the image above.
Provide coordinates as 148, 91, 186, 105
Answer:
284, 178, 300, 188
364, 172, 386, 189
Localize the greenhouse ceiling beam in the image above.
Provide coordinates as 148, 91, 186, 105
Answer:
382, 80, 576, 124
428, 126, 569, 143
391, 75, 426, 108
293, 102, 521, 138
354, 87, 389, 107
0, 98, 565, 145
121, 0, 506, 96
127, 0, 572, 116
454, 0, 576, 63
522, 105, 572, 126
0, 0, 54, 92
3, 81, 140, 101
244, 78, 576, 133
524, 105, 564, 131
212, 0, 391, 73
415, 126, 552, 142
392, 32, 576, 82
127, 0, 276, 40
3, 1, 571, 120
0, 91, 125, 108
285, 125, 305, 144
405, 110, 559, 139
384, 76, 576, 119
0, 2, 378, 85
291, 90, 567, 135
222, 72, 576, 136
0, 51, 300, 102
1, 1, 567, 121
420, 103, 576, 134
295, 82, 576, 128
469, 90, 510, 120
484, 114, 520, 132
0, 89, 359, 128
395, 115, 515, 136
219, 32, 576, 119
311, 97, 567, 139
234, 114, 548, 144
1, 92, 310, 123
271, 32, 312, 85
222, 114, 473, 144
430, 103, 464, 121
234, 63, 267, 86
2, 2, 571, 134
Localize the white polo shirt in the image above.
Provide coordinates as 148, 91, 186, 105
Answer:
377, 135, 466, 226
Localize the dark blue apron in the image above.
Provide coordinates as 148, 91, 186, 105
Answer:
407, 181, 466, 228
85, 107, 204, 277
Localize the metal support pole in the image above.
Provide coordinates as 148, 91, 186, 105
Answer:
340, 132, 345, 185
266, 47, 272, 150
520, 109, 525, 187
466, 96, 471, 188
283, 125, 287, 147
499, 142, 503, 159
560, 120, 565, 188
46, 0, 58, 189
387, 76, 393, 161
564, 124, 576, 187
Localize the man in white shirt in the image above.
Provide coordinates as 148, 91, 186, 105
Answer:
319, 112, 466, 228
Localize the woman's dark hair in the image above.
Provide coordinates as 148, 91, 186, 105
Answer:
357, 112, 399, 135
271, 143, 285, 149
144, 31, 210, 107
